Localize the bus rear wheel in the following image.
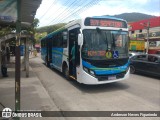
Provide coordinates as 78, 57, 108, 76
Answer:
45, 56, 49, 67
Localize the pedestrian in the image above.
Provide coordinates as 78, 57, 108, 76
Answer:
6, 46, 10, 62
29, 46, 33, 55
33, 49, 37, 57
1, 45, 8, 77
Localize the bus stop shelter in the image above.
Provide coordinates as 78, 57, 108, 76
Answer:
0, 0, 42, 116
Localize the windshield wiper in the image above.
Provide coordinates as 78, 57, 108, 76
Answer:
105, 33, 108, 51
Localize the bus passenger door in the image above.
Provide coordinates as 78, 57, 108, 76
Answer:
68, 28, 80, 80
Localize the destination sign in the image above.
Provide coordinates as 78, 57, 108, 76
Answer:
84, 18, 127, 28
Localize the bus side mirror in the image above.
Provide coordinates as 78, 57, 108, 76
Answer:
78, 34, 83, 45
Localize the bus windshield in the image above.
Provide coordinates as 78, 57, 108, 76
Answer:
82, 29, 129, 60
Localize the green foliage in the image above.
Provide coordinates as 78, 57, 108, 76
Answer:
34, 22, 66, 45
34, 32, 47, 44
36, 23, 66, 34
0, 26, 13, 37
27, 18, 40, 45
33, 18, 39, 28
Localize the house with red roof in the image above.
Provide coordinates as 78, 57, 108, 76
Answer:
128, 16, 160, 54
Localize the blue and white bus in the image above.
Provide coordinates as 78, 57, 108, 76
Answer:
41, 16, 130, 85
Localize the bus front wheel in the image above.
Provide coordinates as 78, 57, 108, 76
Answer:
63, 66, 69, 79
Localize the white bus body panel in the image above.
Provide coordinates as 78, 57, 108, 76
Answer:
76, 67, 130, 85
61, 48, 69, 72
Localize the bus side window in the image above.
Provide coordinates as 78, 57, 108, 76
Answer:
63, 31, 67, 48
56, 32, 63, 47
58, 33, 62, 47
52, 36, 56, 47
44, 40, 46, 47
55, 34, 60, 47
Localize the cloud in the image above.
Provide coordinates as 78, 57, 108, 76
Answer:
36, 0, 77, 26
36, 0, 160, 27
79, 0, 160, 18
131, 0, 149, 4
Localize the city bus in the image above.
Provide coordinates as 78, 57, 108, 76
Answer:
41, 16, 130, 85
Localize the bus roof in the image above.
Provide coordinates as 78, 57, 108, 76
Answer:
41, 26, 65, 41
41, 16, 127, 41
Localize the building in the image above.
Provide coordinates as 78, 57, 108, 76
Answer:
128, 16, 160, 54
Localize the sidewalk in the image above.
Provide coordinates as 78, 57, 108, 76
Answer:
0, 55, 64, 120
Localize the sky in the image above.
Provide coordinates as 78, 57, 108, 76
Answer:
35, 0, 160, 27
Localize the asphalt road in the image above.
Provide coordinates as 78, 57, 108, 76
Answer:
30, 55, 160, 120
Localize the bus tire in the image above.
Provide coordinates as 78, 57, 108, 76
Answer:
45, 56, 49, 67
63, 65, 69, 79
130, 65, 135, 74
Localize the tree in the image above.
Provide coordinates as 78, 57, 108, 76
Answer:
36, 23, 66, 34
33, 18, 39, 28
34, 32, 47, 44
0, 26, 14, 37
28, 18, 40, 45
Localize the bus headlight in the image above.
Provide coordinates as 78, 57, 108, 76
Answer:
90, 70, 95, 76
83, 67, 89, 73
83, 67, 95, 77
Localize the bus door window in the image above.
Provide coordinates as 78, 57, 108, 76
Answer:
69, 28, 80, 77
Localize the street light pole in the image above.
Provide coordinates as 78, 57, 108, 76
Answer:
15, 0, 21, 120
146, 22, 150, 54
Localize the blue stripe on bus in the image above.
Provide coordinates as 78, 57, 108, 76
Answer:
52, 48, 63, 69
82, 60, 129, 75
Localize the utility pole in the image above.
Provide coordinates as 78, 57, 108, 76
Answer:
146, 22, 150, 54
15, 0, 21, 120
141, 21, 150, 54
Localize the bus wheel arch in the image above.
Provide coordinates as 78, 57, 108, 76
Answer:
62, 62, 69, 79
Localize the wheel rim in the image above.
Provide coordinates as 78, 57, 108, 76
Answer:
64, 67, 69, 78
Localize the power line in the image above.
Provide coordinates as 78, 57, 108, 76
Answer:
72, 0, 101, 18
54, 0, 101, 24
54, 0, 93, 24
47, 0, 81, 25
40, 0, 102, 26
38, 0, 58, 20
47, 0, 94, 25
44, 1, 75, 19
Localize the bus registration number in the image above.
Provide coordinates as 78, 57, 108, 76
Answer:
108, 75, 116, 80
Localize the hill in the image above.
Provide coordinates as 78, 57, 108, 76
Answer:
37, 13, 156, 34
36, 23, 66, 34
109, 12, 155, 22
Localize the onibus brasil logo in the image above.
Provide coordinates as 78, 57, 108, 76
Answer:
2, 108, 12, 118
2, 108, 42, 118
